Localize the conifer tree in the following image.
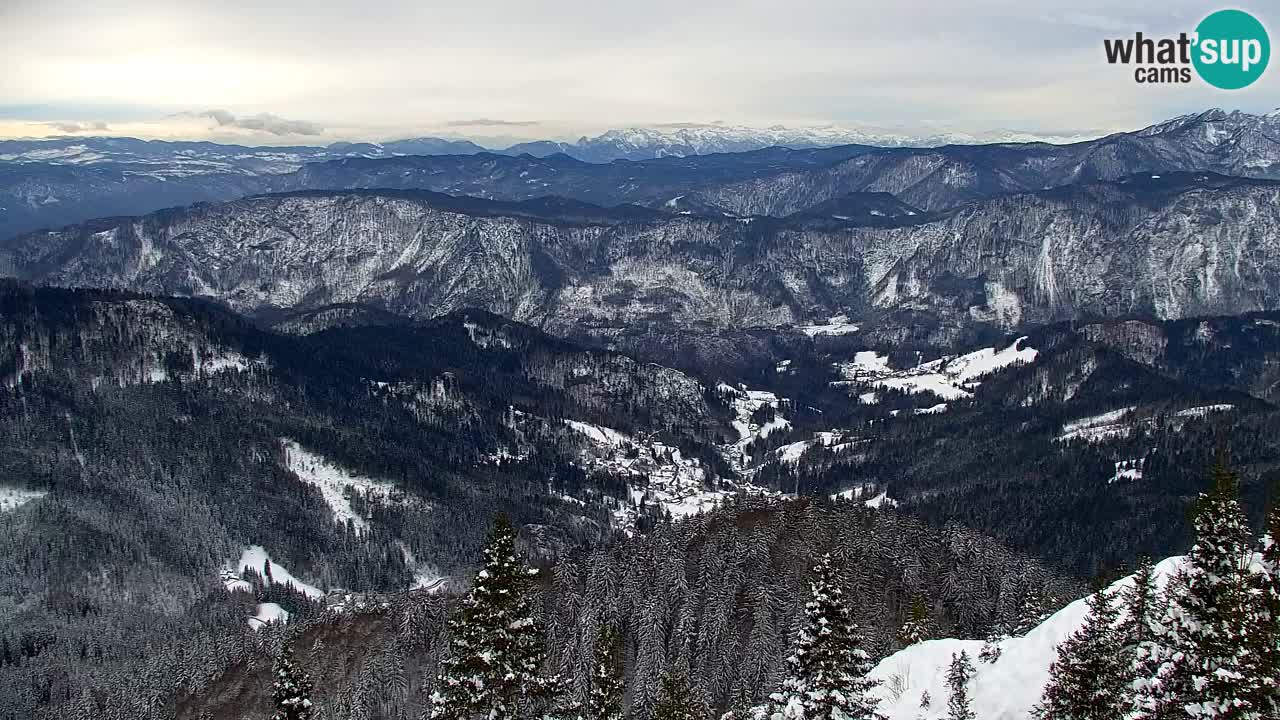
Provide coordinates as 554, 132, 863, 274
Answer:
944, 651, 975, 720
654, 672, 707, 720
270, 643, 315, 720
1033, 588, 1126, 720
1244, 506, 1280, 716
586, 624, 625, 720
897, 597, 934, 647
768, 553, 883, 720
1118, 557, 1158, 652
430, 514, 561, 720
1135, 461, 1261, 719
1118, 557, 1165, 718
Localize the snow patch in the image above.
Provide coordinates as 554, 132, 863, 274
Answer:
869, 557, 1186, 719
799, 314, 860, 337
281, 439, 398, 533
0, 486, 46, 512
225, 546, 325, 599
248, 603, 290, 630
835, 338, 1036, 402
1055, 407, 1136, 443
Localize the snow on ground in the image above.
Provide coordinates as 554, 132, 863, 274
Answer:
0, 486, 46, 512
564, 417, 776, 531
863, 491, 899, 508
565, 420, 629, 446
718, 384, 793, 472
281, 439, 397, 533
776, 431, 862, 465
831, 485, 898, 508
835, 338, 1037, 403
1055, 406, 1136, 443
248, 603, 290, 630
1110, 457, 1146, 484
799, 314, 860, 337
1174, 404, 1234, 419
225, 546, 325, 599
869, 557, 1184, 719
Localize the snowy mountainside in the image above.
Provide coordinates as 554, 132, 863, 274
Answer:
7, 107, 1280, 243
867, 557, 1185, 719
8, 179, 1280, 345
557, 123, 1098, 162
835, 337, 1039, 405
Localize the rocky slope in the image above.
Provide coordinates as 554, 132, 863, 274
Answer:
4, 175, 1279, 343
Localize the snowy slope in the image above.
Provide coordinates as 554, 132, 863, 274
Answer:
835, 338, 1038, 402
868, 557, 1184, 719
224, 545, 325, 599
280, 439, 398, 532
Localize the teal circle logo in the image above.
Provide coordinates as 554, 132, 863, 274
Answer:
1193, 9, 1270, 89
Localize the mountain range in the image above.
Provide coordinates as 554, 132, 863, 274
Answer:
4, 173, 1277, 357
3, 106, 1280, 720
2, 108, 1278, 242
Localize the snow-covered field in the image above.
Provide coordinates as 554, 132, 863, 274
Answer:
248, 603, 290, 630
281, 439, 398, 533
0, 486, 46, 512
1055, 407, 1136, 443
835, 338, 1037, 403
223, 546, 325, 599
868, 557, 1183, 719
799, 314, 860, 337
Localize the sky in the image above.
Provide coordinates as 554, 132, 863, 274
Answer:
1, 0, 1278, 146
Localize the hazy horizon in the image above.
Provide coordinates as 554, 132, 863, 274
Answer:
2, 0, 1278, 146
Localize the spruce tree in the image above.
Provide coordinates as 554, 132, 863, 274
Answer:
1244, 506, 1280, 716
768, 553, 883, 720
654, 672, 707, 720
1136, 461, 1261, 720
586, 624, 626, 720
430, 514, 561, 720
270, 643, 315, 720
945, 651, 975, 720
1118, 557, 1165, 718
1033, 588, 1126, 720
897, 596, 934, 647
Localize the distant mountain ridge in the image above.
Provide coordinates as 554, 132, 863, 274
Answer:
3, 107, 1280, 244
5, 173, 1278, 349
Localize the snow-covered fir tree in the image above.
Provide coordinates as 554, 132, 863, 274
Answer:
654, 672, 708, 720
945, 651, 975, 720
430, 514, 562, 720
1033, 588, 1126, 719
768, 553, 883, 720
586, 625, 625, 720
270, 643, 315, 720
1118, 557, 1164, 718
977, 630, 1005, 665
1012, 590, 1050, 637
1134, 461, 1263, 720
1244, 506, 1280, 715
897, 597, 935, 647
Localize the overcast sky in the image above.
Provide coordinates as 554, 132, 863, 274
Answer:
1, 0, 1277, 145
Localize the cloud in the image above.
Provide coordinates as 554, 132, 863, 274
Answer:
46, 120, 110, 133
195, 109, 324, 136
444, 118, 541, 128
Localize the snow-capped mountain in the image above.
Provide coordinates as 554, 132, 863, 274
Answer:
559, 123, 1101, 162
6, 174, 1279, 344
